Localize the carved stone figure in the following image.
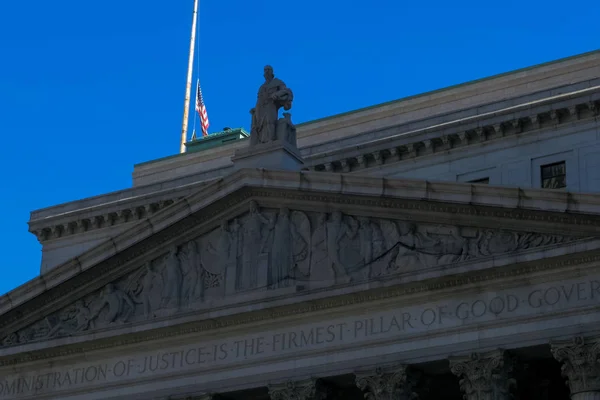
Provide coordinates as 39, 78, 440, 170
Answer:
240, 201, 271, 290
43, 299, 93, 338
206, 221, 233, 269
381, 222, 575, 275
198, 221, 234, 295
270, 208, 294, 288
276, 112, 296, 145
0, 207, 582, 348
180, 240, 203, 304
309, 211, 363, 282
249, 65, 294, 146
309, 213, 331, 281
358, 217, 374, 267
91, 284, 135, 324
327, 211, 359, 281
162, 246, 183, 309
269, 208, 311, 289
133, 262, 160, 319
357, 217, 388, 279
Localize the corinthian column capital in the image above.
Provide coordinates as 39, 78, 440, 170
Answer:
355, 364, 419, 400
449, 349, 516, 400
268, 378, 328, 400
551, 336, 600, 396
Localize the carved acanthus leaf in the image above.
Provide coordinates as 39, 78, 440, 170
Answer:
355, 365, 419, 400
551, 336, 600, 394
268, 378, 328, 400
449, 350, 516, 400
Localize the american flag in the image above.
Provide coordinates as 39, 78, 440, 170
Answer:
195, 79, 209, 137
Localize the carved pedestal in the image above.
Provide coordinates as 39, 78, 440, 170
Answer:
449, 350, 516, 400
355, 365, 419, 400
268, 378, 328, 400
232, 139, 304, 171
551, 336, 600, 400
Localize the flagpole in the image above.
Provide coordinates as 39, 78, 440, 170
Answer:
179, 0, 199, 154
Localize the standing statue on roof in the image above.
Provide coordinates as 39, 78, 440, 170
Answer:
249, 65, 294, 146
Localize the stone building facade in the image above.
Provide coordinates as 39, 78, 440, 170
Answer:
1, 51, 600, 399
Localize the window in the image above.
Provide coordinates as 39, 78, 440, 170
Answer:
541, 161, 566, 189
469, 177, 490, 184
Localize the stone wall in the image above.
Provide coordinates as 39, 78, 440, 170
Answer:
377, 123, 600, 192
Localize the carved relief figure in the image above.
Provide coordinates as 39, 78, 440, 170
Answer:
70, 300, 94, 332
271, 208, 293, 288
180, 240, 203, 304
309, 213, 332, 281
133, 262, 160, 319
356, 218, 397, 279
43, 300, 93, 338
358, 217, 374, 267
205, 221, 233, 270
269, 208, 311, 289
91, 284, 135, 324
161, 246, 183, 309
201, 221, 234, 294
309, 211, 360, 283
0, 206, 581, 348
240, 201, 271, 290
328, 211, 361, 281
249, 65, 294, 146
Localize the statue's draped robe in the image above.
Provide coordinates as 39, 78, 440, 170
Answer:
241, 212, 266, 289
252, 77, 287, 144
162, 254, 182, 308
270, 213, 292, 288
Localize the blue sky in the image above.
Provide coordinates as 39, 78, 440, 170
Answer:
0, 0, 598, 295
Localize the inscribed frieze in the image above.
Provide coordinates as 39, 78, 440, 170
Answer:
1, 277, 599, 398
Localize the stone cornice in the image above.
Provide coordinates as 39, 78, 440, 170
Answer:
307, 86, 600, 172
296, 51, 600, 138
1, 248, 599, 368
6, 172, 600, 327
27, 180, 219, 244
30, 86, 600, 243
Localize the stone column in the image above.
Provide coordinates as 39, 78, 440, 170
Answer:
551, 336, 600, 400
354, 365, 419, 400
269, 378, 329, 400
449, 350, 516, 400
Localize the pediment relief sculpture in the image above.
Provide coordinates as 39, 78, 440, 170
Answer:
1, 202, 581, 348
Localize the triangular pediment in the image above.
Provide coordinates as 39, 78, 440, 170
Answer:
2, 169, 600, 356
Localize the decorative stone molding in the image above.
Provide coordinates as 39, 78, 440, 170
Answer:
551, 336, 600, 395
30, 197, 182, 243
310, 95, 600, 173
0, 248, 598, 367
269, 378, 328, 400
355, 365, 419, 400
5, 182, 600, 333
3, 204, 581, 348
449, 350, 516, 400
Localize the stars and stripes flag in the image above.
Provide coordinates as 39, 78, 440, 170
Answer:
195, 79, 209, 137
